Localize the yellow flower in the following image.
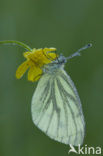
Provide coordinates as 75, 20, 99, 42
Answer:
16, 48, 57, 82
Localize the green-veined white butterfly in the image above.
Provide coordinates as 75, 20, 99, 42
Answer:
31, 44, 92, 146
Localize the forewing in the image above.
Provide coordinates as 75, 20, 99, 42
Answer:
31, 69, 85, 146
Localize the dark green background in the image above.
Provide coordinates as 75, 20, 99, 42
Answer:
0, 0, 103, 156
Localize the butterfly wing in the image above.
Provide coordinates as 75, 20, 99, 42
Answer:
31, 69, 85, 146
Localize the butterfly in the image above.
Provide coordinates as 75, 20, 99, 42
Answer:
31, 44, 92, 146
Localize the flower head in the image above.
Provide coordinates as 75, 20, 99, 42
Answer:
16, 48, 57, 82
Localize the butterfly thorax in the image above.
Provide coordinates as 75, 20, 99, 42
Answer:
43, 55, 67, 74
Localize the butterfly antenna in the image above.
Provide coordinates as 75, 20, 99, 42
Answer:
67, 43, 92, 60
42, 50, 58, 62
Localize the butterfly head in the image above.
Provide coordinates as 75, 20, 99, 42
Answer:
53, 54, 67, 64
43, 54, 67, 74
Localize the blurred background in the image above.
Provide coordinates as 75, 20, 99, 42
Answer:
0, 0, 103, 156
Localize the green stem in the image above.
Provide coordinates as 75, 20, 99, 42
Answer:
0, 40, 32, 51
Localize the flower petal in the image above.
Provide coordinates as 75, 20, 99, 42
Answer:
28, 65, 42, 82
23, 49, 36, 59
42, 48, 58, 62
43, 48, 56, 53
16, 60, 31, 79
23, 52, 31, 58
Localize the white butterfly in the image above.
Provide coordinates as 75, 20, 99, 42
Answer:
31, 44, 92, 146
